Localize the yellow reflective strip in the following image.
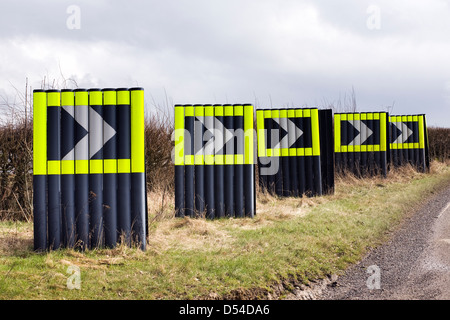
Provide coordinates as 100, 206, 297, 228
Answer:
225, 154, 234, 164
354, 145, 361, 152
380, 113, 387, 151
204, 105, 214, 117
303, 109, 311, 118
280, 109, 287, 118
418, 115, 425, 149
256, 110, 266, 157
367, 113, 373, 120
47, 91, 60, 107
311, 109, 321, 156
234, 105, 244, 116
347, 113, 354, 121
305, 148, 313, 156
74, 160, 89, 174
374, 113, 380, 120
296, 147, 305, 156
214, 105, 223, 117
89, 90, 102, 105
130, 88, 145, 173
244, 105, 254, 164
353, 113, 360, 121
195, 155, 204, 165
47, 160, 60, 175
117, 90, 130, 105
75, 90, 88, 106
361, 113, 367, 121
118, 159, 131, 173
61, 160, 75, 175
341, 145, 348, 153
272, 109, 279, 118
185, 105, 194, 117
348, 145, 354, 153
195, 105, 204, 117
103, 90, 116, 105
289, 149, 296, 156
61, 91, 74, 106
214, 154, 224, 165
174, 105, 185, 166
185, 155, 195, 165
235, 154, 244, 165
295, 109, 302, 118
272, 148, 280, 157
33, 91, 47, 175
89, 159, 103, 174
104, 159, 117, 174
287, 109, 295, 118
224, 105, 233, 116
205, 155, 215, 165
281, 148, 289, 156
374, 145, 380, 152
334, 114, 341, 153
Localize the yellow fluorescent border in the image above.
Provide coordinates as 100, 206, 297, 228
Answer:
174, 105, 185, 166
258, 108, 318, 157
256, 110, 266, 157
244, 105, 254, 165
33, 91, 47, 175
334, 114, 341, 153
390, 115, 426, 150
118, 159, 131, 173
104, 159, 118, 174
130, 89, 145, 173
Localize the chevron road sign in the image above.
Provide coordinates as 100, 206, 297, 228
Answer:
334, 112, 389, 177
256, 108, 334, 198
389, 115, 429, 172
33, 88, 147, 252
174, 104, 255, 219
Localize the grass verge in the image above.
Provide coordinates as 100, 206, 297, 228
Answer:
1, 162, 450, 300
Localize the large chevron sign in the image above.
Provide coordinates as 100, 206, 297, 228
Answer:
33, 88, 147, 252
334, 112, 389, 177
256, 108, 334, 198
389, 114, 429, 172
257, 108, 319, 158
174, 104, 255, 219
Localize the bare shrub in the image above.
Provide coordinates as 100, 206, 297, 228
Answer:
428, 127, 450, 162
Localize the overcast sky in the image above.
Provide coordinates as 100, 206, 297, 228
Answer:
0, 0, 449, 127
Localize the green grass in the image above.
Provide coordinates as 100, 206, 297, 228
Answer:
1, 163, 450, 300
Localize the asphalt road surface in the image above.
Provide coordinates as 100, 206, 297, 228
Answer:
318, 184, 450, 300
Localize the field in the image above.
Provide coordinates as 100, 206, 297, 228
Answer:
1, 161, 450, 299
1, 98, 450, 299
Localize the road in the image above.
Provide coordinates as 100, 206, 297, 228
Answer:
318, 184, 450, 300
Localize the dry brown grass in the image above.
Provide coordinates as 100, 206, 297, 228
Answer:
0, 222, 33, 256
